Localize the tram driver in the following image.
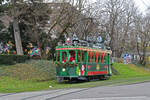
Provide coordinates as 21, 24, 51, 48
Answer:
69, 51, 75, 63
63, 51, 75, 63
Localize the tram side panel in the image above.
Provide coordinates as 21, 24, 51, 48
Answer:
84, 52, 111, 77
56, 65, 78, 77
55, 47, 112, 81
86, 63, 108, 76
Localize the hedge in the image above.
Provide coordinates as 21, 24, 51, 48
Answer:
0, 54, 30, 65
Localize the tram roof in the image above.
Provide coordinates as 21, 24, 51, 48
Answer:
56, 46, 112, 54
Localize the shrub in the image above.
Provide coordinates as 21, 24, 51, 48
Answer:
0, 54, 29, 65
116, 58, 123, 63
0, 60, 56, 81
6, 64, 47, 81
25, 60, 56, 80
0, 66, 9, 76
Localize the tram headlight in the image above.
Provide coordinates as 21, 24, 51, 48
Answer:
62, 68, 66, 72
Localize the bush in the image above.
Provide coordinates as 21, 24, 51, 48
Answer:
25, 60, 56, 81
6, 64, 47, 81
116, 58, 123, 63
0, 66, 9, 76
0, 60, 56, 81
0, 54, 30, 65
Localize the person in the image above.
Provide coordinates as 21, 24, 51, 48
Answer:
62, 52, 75, 63
63, 52, 67, 63
69, 52, 75, 62
24, 49, 28, 55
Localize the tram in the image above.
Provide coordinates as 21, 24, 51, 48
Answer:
56, 44, 112, 82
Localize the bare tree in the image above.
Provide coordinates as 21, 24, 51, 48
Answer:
11, 0, 25, 55
134, 14, 150, 64
92, 0, 137, 57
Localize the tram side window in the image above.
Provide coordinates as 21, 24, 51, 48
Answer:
77, 51, 81, 62
92, 52, 95, 63
69, 51, 75, 63
57, 51, 60, 62
110, 54, 112, 64
62, 52, 67, 63
98, 53, 100, 63
104, 54, 107, 64
95, 52, 97, 63
88, 52, 91, 62
101, 53, 103, 63
103, 53, 106, 64
82, 52, 85, 62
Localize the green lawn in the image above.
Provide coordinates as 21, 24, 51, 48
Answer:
0, 63, 150, 93
112, 63, 150, 79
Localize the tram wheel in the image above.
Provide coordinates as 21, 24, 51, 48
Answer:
57, 77, 64, 82
98, 75, 106, 80
86, 77, 91, 82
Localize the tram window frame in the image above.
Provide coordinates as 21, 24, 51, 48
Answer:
105, 53, 107, 64
77, 51, 81, 62
94, 52, 96, 62
98, 53, 101, 63
101, 53, 103, 63
91, 52, 95, 63
97, 53, 100, 63
69, 50, 76, 63
95, 52, 98, 63
88, 51, 91, 62
62, 51, 67, 63
103, 53, 106, 64
109, 54, 112, 64
91, 52, 93, 63
82, 51, 85, 62
103, 53, 105, 64
56, 51, 60, 62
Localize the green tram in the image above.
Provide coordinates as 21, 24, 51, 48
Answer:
56, 45, 112, 82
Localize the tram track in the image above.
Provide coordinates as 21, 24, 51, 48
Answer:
45, 88, 90, 100
0, 88, 88, 100
0, 93, 18, 97
21, 89, 65, 100
21, 88, 88, 100
20, 80, 150, 100
0, 89, 64, 99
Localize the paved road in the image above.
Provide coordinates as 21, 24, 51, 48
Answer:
0, 82, 150, 100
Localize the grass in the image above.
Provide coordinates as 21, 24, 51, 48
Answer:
1, 76, 150, 93
0, 62, 150, 93
112, 63, 150, 79
0, 77, 51, 93
0, 60, 56, 81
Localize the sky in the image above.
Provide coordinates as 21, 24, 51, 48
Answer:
39, 0, 150, 13
90, 0, 150, 13
135, 0, 150, 13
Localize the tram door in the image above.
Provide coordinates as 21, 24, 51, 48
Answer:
80, 51, 88, 76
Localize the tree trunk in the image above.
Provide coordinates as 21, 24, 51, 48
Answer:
109, 18, 115, 57
13, 18, 24, 55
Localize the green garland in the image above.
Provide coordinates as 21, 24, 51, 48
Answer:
56, 62, 77, 67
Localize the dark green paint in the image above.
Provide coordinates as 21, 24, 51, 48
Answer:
56, 46, 112, 78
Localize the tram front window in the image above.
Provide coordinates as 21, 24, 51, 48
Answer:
56, 51, 60, 62
62, 52, 67, 63
69, 51, 75, 63
78, 51, 81, 62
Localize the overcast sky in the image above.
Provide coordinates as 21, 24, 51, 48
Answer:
45, 0, 150, 13
135, 0, 150, 12
90, 0, 150, 13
